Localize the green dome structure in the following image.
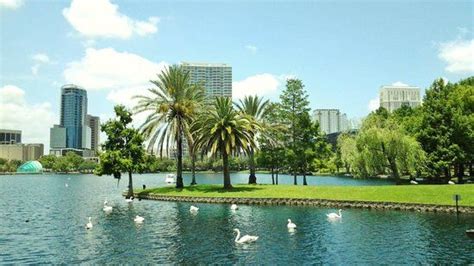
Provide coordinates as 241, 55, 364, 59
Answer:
17, 160, 43, 174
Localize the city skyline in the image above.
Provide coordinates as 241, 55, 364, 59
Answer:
1, 0, 473, 149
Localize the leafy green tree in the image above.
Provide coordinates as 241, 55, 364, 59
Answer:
79, 160, 97, 173
65, 151, 84, 171
417, 79, 459, 182
38, 155, 57, 170
279, 79, 310, 185
294, 113, 320, 185
193, 97, 258, 189
53, 156, 70, 173
96, 105, 146, 198
134, 65, 205, 188
236, 95, 270, 184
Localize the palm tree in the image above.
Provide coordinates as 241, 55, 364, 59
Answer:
193, 97, 258, 189
134, 65, 204, 188
236, 95, 270, 184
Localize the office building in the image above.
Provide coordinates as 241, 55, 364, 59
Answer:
181, 62, 232, 98
0, 129, 21, 144
313, 109, 350, 134
60, 84, 90, 149
49, 84, 95, 157
86, 115, 100, 154
0, 143, 44, 161
379, 84, 421, 112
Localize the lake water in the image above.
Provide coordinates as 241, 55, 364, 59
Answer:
1, 173, 473, 264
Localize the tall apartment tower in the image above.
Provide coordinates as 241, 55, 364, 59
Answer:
379, 84, 421, 112
313, 109, 349, 134
86, 115, 100, 154
181, 62, 232, 98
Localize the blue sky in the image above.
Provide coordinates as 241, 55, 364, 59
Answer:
0, 0, 473, 147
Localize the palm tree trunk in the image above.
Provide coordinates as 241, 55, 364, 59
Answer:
248, 150, 257, 184
190, 152, 197, 185
223, 150, 232, 189
294, 171, 297, 185
176, 132, 184, 188
127, 170, 133, 198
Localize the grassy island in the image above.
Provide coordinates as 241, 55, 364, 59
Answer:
137, 184, 474, 207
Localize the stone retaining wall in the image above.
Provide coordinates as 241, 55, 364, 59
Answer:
132, 193, 474, 214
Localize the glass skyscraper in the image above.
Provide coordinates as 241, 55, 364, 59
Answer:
60, 84, 88, 149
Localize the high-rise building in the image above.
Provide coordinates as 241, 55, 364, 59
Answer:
86, 115, 100, 154
0, 129, 21, 144
379, 84, 421, 112
0, 143, 44, 161
313, 109, 350, 134
60, 84, 90, 149
181, 62, 232, 98
50, 84, 95, 157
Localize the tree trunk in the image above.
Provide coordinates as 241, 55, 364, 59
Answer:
176, 131, 184, 189
248, 150, 257, 184
271, 167, 275, 185
303, 165, 308, 185
190, 152, 197, 185
276, 167, 279, 185
457, 163, 464, 184
127, 170, 133, 198
444, 166, 451, 181
293, 170, 297, 185
223, 149, 232, 189
470, 161, 473, 177
388, 157, 400, 184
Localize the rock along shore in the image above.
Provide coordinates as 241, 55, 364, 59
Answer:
132, 193, 474, 214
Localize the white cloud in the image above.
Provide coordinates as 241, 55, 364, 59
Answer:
438, 39, 474, 73
63, 0, 159, 39
0, 85, 56, 149
0, 0, 23, 9
391, 81, 409, 87
245, 45, 258, 54
368, 96, 379, 112
232, 73, 280, 100
32, 53, 51, 64
31, 65, 40, 75
64, 47, 168, 90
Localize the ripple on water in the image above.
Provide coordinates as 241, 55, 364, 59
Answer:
1, 174, 473, 264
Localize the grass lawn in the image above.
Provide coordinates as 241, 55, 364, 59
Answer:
137, 184, 474, 207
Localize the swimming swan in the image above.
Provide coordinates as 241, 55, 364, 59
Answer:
327, 209, 342, 220
125, 196, 134, 203
134, 215, 144, 223
230, 204, 238, 211
85, 217, 93, 229
233, 229, 258, 244
410, 180, 418, 185
190, 206, 199, 212
287, 219, 297, 229
103, 201, 113, 212
448, 180, 455, 185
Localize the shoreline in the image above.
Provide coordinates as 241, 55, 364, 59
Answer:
132, 193, 474, 214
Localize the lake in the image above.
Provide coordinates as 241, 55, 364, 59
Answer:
1, 173, 473, 264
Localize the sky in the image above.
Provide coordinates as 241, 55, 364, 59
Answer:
0, 0, 473, 149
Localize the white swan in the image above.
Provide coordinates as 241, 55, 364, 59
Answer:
103, 200, 113, 212
233, 229, 258, 244
65, 183, 69, 187
327, 209, 342, 220
85, 217, 93, 229
190, 206, 199, 212
134, 215, 144, 223
410, 180, 418, 185
448, 180, 455, 185
125, 196, 134, 203
287, 219, 297, 229
230, 204, 238, 211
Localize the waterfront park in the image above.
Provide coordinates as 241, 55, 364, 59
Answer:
5, 68, 473, 264
2, 3, 474, 264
